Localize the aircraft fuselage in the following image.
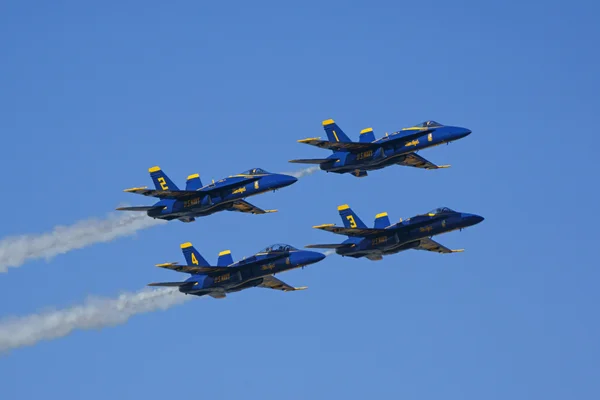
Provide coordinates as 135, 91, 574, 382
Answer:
337, 212, 483, 258
323, 126, 470, 174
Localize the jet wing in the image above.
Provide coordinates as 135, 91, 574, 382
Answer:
414, 238, 464, 254
304, 243, 355, 249
396, 153, 450, 170
116, 205, 167, 212
229, 200, 277, 214
122, 187, 198, 200
312, 224, 388, 237
155, 262, 233, 274
258, 275, 307, 292
288, 158, 336, 164
147, 281, 194, 287
297, 138, 374, 152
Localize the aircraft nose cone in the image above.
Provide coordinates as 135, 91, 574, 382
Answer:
462, 213, 484, 226
279, 174, 298, 187
302, 251, 326, 265
455, 127, 472, 139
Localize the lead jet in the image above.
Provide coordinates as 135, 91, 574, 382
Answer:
306, 205, 484, 261
148, 242, 326, 298
117, 166, 298, 222
289, 119, 471, 177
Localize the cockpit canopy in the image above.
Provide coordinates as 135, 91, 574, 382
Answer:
259, 243, 297, 253
426, 207, 455, 215
241, 168, 270, 175
413, 120, 443, 128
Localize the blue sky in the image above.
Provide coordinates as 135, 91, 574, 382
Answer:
1, 0, 599, 398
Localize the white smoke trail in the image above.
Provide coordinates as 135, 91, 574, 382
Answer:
286, 166, 320, 179
324, 250, 336, 257
0, 287, 192, 353
0, 212, 165, 273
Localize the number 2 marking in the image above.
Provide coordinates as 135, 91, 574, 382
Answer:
157, 177, 168, 190
346, 215, 357, 228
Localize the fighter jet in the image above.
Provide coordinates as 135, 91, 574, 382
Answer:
306, 204, 484, 260
289, 119, 471, 177
117, 166, 297, 222
148, 242, 326, 298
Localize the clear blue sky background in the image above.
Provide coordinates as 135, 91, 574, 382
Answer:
1, 0, 599, 399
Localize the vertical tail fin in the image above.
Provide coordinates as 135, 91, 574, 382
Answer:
322, 119, 352, 144
338, 204, 367, 229
185, 173, 203, 191
217, 250, 234, 266
181, 242, 210, 266
374, 212, 391, 229
359, 127, 376, 143
149, 166, 180, 191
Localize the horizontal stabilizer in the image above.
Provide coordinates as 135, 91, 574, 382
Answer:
122, 187, 198, 200
304, 243, 355, 249
288, 158, 335, 165
313, 224, 388, 237
115, 205, 166, 212
147, 281, 192, 287
155, 262, 232, 274
297, 138, 373, 152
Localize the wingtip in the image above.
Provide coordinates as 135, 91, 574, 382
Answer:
155, 262, 178, 267
313, 223, 335, 229
264, 209, 278, 213
123, 186, 148, 193
438, 164, 451, 169
294, 286, 308, 291
451, 249, 465, 253
297, 137, 320, 143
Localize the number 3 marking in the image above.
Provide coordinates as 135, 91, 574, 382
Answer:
346, 215, 357, 228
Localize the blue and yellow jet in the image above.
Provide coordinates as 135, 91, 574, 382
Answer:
289, 119, 471, 177
117, 166, 298, 222
148, 242, 326, 298
306, 205, 484, 261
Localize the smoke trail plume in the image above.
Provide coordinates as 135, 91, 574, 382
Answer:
324, 250, 336, 257
286, 166, 320, 179
0, 212, 165, 273
0, 287, 191, 353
